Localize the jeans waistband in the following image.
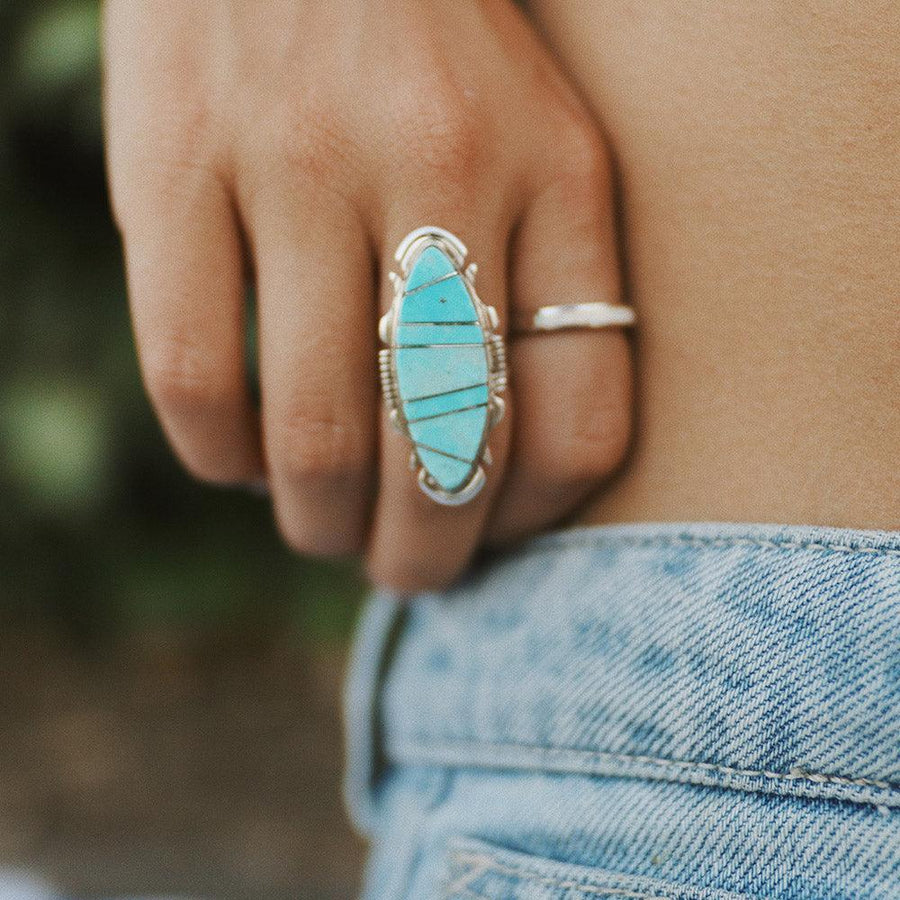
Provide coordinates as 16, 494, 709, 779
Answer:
344, 522, 900, 831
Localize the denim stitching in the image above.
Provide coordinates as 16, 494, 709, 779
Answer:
521, 535, 900, 560
443, 887, 494, 900
449, 851, 679, 899
402, 737, 896, 790
443, 888, 491, 900
443, 863, 491, 898
391, 738, 900, 806
450, 888, 648, 900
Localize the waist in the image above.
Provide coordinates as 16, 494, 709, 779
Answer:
577, 329, 899, 531
347, 522, 900, 823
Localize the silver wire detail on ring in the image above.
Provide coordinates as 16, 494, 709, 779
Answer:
378, 227, 506, 507
512, 302, 636, 334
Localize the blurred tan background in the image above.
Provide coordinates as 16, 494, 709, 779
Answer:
0, 2, 367, 896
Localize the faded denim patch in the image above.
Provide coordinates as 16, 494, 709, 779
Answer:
380, 523, 900, 791
345, 523, 900, 900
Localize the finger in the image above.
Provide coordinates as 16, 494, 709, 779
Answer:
486, 137, 633, 543
248, 187, 377, 557
122, 174, 263, 485
366, 208, 513, 594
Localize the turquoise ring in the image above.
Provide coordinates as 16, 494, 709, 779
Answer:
378, 227, 507, 506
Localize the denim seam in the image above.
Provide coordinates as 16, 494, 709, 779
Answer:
449, 851, 684, 899
444, 888, 500, 900
451, 881, 654, 900
391, 738, 900, 807
519, 535, 900, 559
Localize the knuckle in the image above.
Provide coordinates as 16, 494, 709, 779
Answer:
142, 340, 234, 418
252, 97, 357, 190
274, 512, 360, 559
556, 116, 610, 185
269, 404, 371, 485
274, 114, 344, 180
155, 96, 218, 167
176, 448, 246, 488
394, 82, 485, 180
528, 393, 632, 484
414, 113, 482, 177
110, 98, 225, 231
568, 398, 632, 477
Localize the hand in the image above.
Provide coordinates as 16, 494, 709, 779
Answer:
103, 0, 632, 593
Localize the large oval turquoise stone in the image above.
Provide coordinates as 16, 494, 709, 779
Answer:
394, 246, 490, 493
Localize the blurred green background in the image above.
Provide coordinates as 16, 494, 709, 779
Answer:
0, 3, 368, 897
0, 0, 367, 642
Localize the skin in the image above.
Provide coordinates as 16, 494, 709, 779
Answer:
528, 0, 900, 531
105, 0, 898, 601
102, 0, 633, 594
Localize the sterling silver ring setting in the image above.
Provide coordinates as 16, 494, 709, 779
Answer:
378, 227, 506, 507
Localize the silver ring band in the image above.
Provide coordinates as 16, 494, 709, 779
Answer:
512, 302, 636, 334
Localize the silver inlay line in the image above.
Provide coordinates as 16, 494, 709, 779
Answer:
397, 320, 479, 326
404, 382, 489, 403
392, 342, 488, 349
405, 403, 489, 424
402, 271, 460, 296
414, 443, 475, 464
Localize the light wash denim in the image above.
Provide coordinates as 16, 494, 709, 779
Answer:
344, 522, 900, 899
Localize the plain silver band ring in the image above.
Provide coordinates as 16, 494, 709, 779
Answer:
511, 302, 636, 334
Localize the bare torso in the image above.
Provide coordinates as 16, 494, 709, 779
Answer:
528, 0, 899, 530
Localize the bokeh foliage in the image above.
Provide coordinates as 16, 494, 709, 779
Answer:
0, 0, 367, 641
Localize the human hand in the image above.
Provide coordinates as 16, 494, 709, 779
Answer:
103, 0, 632, 593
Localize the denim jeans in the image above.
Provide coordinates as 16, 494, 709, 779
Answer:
344, 523, 900, 899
